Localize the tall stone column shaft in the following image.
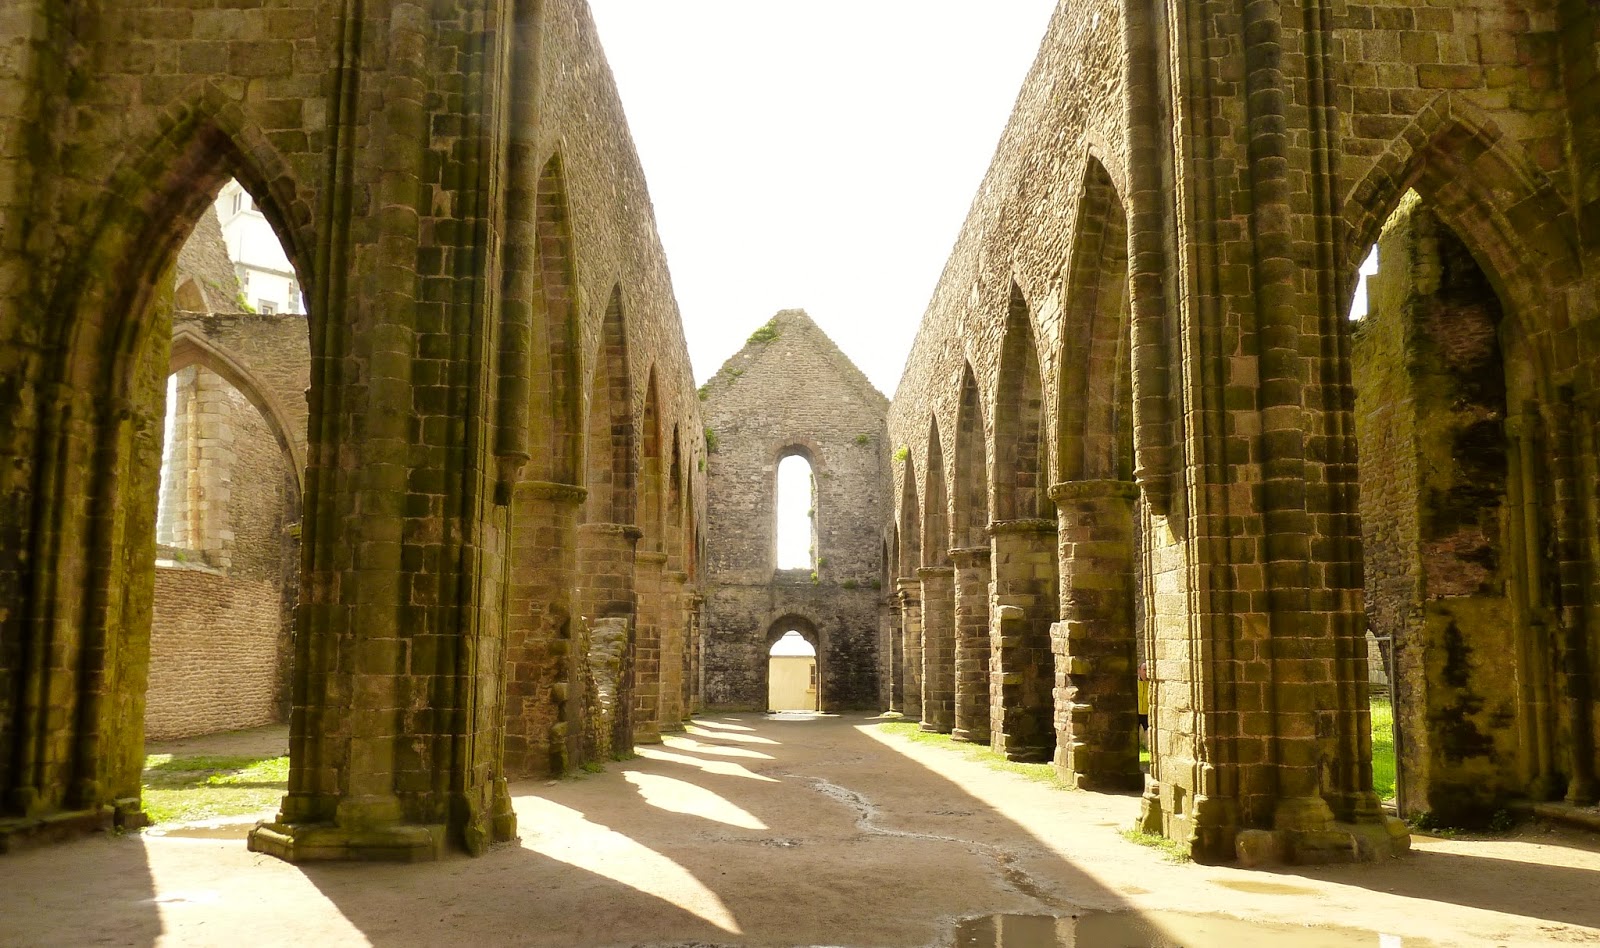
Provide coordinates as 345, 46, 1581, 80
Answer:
660, 569, 689, 732
1049, 481, 1141, 791
897, 578, 923, 720
918, 566, 956, 733
503, 482, 585, 777
632, 550, 667, 744
574, 522, 640, 762
686, 592, 704, 718
951, 547, 992, 744
989, 519, 1057, 762
887, 599, 904, 713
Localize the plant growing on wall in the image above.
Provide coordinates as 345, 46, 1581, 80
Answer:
704, 427, 719, 454
893, 445, 908, 462
747, 317, 780, 344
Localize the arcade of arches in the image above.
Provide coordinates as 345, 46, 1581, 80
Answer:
2, 0, 1600, 888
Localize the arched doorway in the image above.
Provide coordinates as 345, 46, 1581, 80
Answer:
765, 616, 824, 713
768, 631, 818, 712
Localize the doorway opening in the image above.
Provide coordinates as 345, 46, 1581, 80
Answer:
768, 630, 819, 712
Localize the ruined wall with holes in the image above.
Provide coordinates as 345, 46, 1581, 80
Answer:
1355, 200, 1530, 824
702, 310, 888, 711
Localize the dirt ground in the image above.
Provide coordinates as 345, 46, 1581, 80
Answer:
4, 713, 1599, 947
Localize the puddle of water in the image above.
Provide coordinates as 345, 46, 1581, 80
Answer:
1210, 879, 1318, 896
146, 823, 254, 840
954, 912, 1428, 947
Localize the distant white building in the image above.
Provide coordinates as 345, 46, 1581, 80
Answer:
214, 179, 303, 315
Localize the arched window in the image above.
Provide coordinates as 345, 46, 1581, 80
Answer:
776, 453, 815, 570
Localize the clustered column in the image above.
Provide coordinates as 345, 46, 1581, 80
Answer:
988, 519, 1058, 762
918, 566, 956, 732
1049, 481, 1141, 791
897, 578, 923, 721
950, 546, 991, 744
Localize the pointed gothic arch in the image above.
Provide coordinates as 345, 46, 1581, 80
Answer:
923, 418, 952, 567
993, 284, 1051, 521
1058, 156, 1134, 482
584, 288, 636, 526
953, 363, 989, 548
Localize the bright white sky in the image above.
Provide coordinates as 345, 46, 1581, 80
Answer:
775, 455, 812, 569
588, 2, 1059, 395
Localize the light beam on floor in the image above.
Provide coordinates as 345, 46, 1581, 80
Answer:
623, 771, 769, 830
518, 797, 743, 935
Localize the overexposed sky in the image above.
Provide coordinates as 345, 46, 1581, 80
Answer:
589, 2, 1059, 395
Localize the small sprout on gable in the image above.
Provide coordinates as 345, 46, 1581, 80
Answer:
704, 427, 719, 454
892, 445, 909, 463
697, 384, 709, 401
855, 433, 871, 446
842, 579, 859, 590
817, 556, 828, 567
747, 317, 780, 345
809, 571, 819, 584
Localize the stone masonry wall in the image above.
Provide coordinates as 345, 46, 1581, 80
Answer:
703, 310, 888, 711
147, 368, 294, 741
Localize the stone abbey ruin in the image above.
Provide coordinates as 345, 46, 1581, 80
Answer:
2, 0, 1599, 887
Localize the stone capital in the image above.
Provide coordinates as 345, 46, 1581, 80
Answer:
578, 521, 645, 541
517, 480, 588, 505
949, 546, 991, 568
635, 550, 669, 566
986, 518, 1057, 537
1047, 479, 1139, 504
916, 565, 955, 580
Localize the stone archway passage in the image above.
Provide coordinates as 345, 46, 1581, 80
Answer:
768, 630, 819, 712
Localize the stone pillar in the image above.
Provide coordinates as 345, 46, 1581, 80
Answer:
989, 519, 1058, 762
503, 481, 585, 777
632, 550, 667, 744
888, 597, 904, 713
951, 546, 992, 744
660, 569, 689, 732
686, 591, 704, 718
918, 566, 956, 733
897, 578, 923, 720
574, 522, 640, 763
1049, 481, 1141, 791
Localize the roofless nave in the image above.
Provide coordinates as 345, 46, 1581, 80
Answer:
1, 0, 1597, 887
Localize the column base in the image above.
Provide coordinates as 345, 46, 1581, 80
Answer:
950, 727, 990, 744
919, 721, 953, 734
1137, 789, 1410, 865
248, 820, 447, 863
248, 794, 448, 863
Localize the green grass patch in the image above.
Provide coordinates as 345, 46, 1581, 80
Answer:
876, 721, 1068, 789
140, 753, 288, 825
1371, 696, 1396, 802
1120, 828, 1191, 863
